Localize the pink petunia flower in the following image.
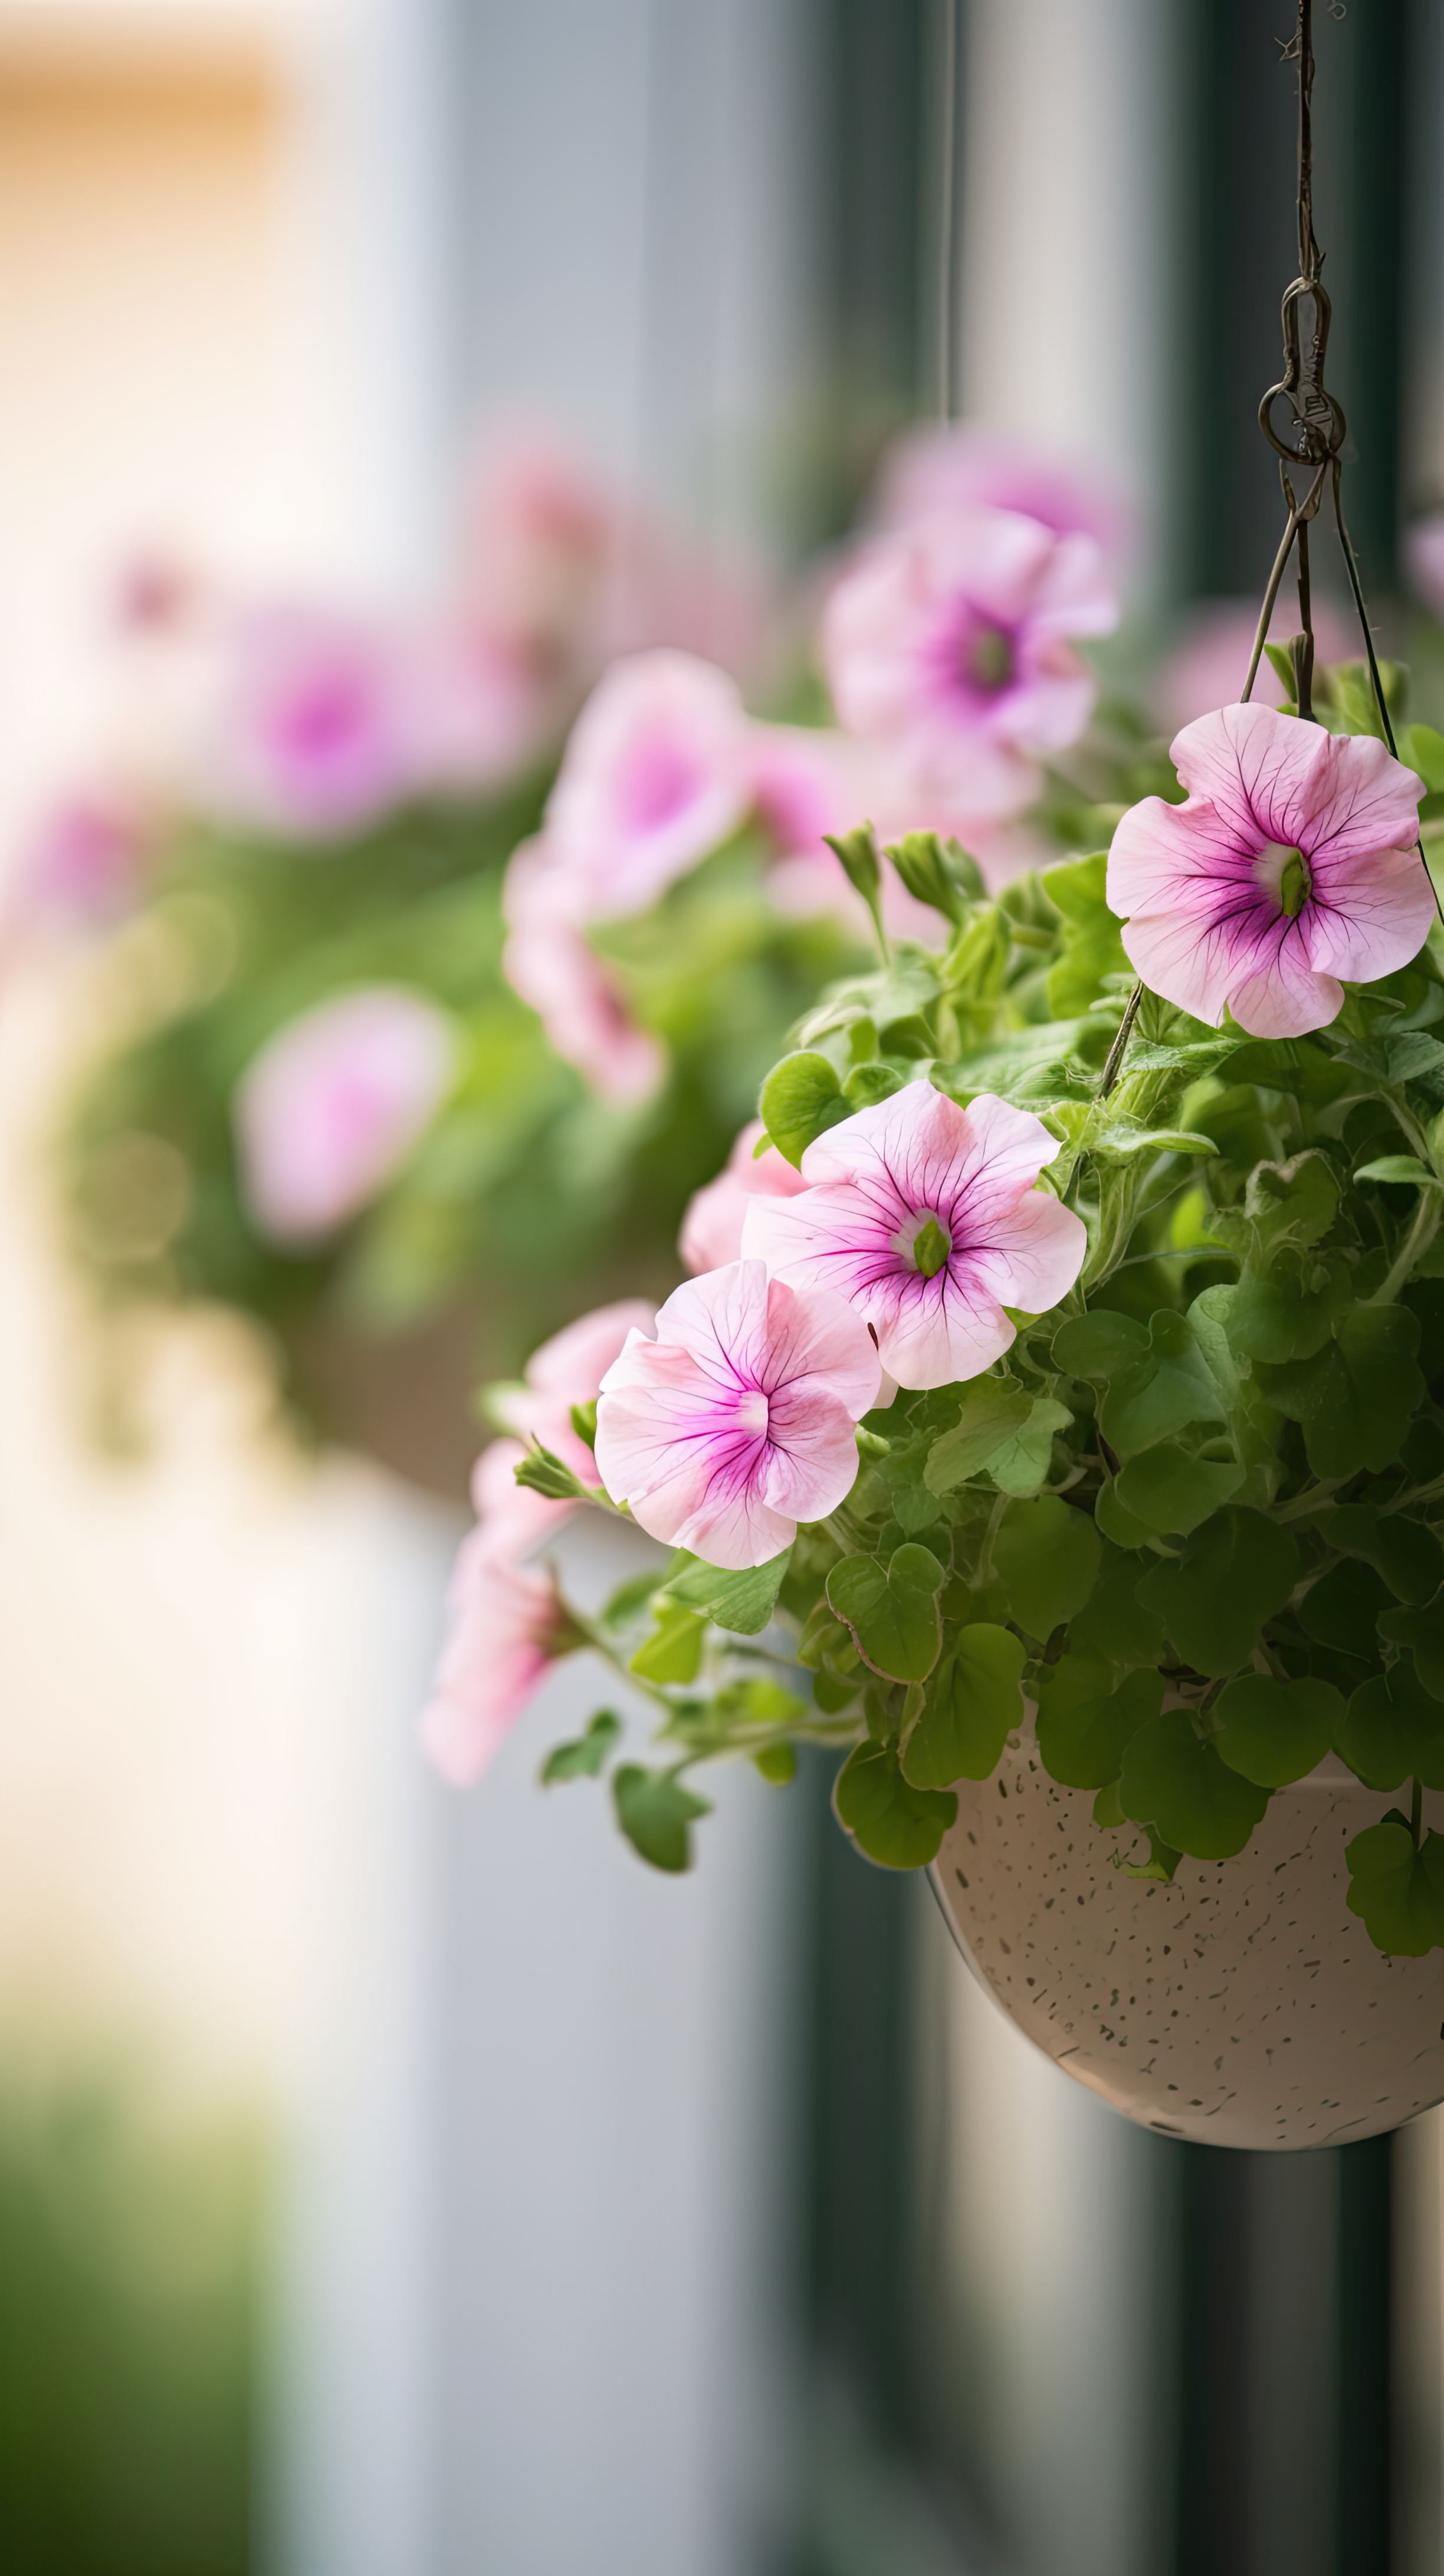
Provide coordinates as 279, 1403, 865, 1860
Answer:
11, 793, 148, 924
742, 1079, 1086, 1391
542, 650, 752, 918
679, 1118, 810, 1274
823, 509, 1117, 825
234, 985, 457, 1243
421, 1539, 575, 1786
502, 836, 665, 1101
1107, 703, 1431, 1039
212, 606, 411, 839
399, 620, 557, 796
875, 423, 1128, 561
594, 1260, 880, 1569
467, 1296, 658, 1564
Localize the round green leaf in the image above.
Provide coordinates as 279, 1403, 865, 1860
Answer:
1211, 1675, 1343, 1788
833, 1740, 956, 1869
1326, 1506, 1443, 1605
1052, 1310, 1147, 1379
992, 1495, 1101, 1639
1094, 1479, 1154, 1550
759, 1050, 849, 1168
612, 1766, 713, 1872
1256, 1304, 1424, 1480
1035, 1660, 1163, 1790
1298, 1556, 1393, 1659
1120, 1708, 1271, 1858
1379, 1595, 1444, 1700
901, 1623, 1025, 1788
1114, 1443, 1245, 1535
1135, 1508, 1299, 1678
1345, 1822, 1444, 1956
1336, 1663, 1444, 1792
1068, 1542, 1168, 1671
826, 1545, 946, 1683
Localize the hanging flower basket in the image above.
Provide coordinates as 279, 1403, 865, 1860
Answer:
425, 0, 1444, 2153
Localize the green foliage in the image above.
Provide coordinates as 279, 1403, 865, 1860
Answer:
901, 1624, 1026, 1787
1119, 1708, 1272, 1859
1135, 1509, 1299, 1678
661, 1547, 793, 1635
1335, 1665, 1444, 1791
541, 1710, 623, 1783
630, 1603, 706, 1684
1035, 1661, 1162, 1790
1256, 1305, 1424, 1479
991, 1496, 1101, 1639
832, 1740, 957, 1868
759, 1050, 850, 1166
612, 1766, 713, 1871
1345, 1823, 1444, 1954
826, 1545, 946, 1682
924, 1381, 1033, 1492
1210, 1677, 1343, 1788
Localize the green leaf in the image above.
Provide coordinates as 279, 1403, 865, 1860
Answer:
1351, 1823, 1444, 1957
824, 822, 885, 924
1114, 1443, 1245, 1535
1346, 1822, 1444, 1955
832, 1740, 956, 1868
1035, 1661, 1163, 1790
991, 1495, 1102, 1639
630, 1601, 706, 1684
759, 1051, 849, 1168
1380, 1595, 1444, 1700
986, 1395, 1074, 1496
1227, 1254, 1354, 1363
540, 1709, 623, 1784
1094, 1478, 1157, 1550
1099, 1310, 1229, 1458
1298, 1556, 1392, 1658
1255, 1305, 1425, 1479
901, 1624, 1026, 1788
1401, 722, 1444, 794
612, 1765, 713, 1872
1119, 1708, 1271, 1858
1211, 1675, 1342, 1788
1337, 1664, 1444, 1790
662, 1547, 793, 1635
1238, 1151, 1342, 1259
1052, 1310, 1148, 1381
1040, 852, 1131, 1015
711, 1675, 808, 1729
1356, 1155, 1443, 1189
1117, 1826, 1184, 1882
753, 1742, 798, 1785
924, 1381, 1033, 1493
1135, 1507, 1300, 1678
1068, 1542, 1169, 1670
1327, 1506, 1444, 1605
599, 1570, 670, 1633
826, 1544, 946, 1683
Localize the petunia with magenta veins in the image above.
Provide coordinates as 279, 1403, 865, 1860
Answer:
742, 1080, 1087, 1392
1107, 702, 1432, 1039
593, 1260, 880, 1570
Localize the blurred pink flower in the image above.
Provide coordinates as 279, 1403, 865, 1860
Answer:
1406, 514, 1444, 620
214, 607, 412, 839
468, 1296, 657, 1562
875, 423, 1127, 560
422, 1540, 575, 1785
595, 1259, 879, 1569
503, 840, 665, 1100
679, 1118, 809, 1273
1108, 703, 1430, 1038
12, 794, 147, 923
543, 650, 752, 918
748, 723, 959, 941
463, 422, 617, 650
823, 510, 1116, 824
1151, 596, 1353, 734
743, 1079, 1085, 1392
235, 985, 458, 1243
400, 622, 557, 795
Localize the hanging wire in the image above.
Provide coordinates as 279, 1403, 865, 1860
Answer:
1102, 0, 1437, 1100
935, 0, 961, 422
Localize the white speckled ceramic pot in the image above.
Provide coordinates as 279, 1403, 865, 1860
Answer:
930, 1724, 1444, 2150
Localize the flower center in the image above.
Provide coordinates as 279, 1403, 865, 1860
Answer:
1256, 839, 1312, 919
621, 736, 700, 832
964, 623, 1014, 694
736, 1388, 770, 1438
895, 1210, 952, 1278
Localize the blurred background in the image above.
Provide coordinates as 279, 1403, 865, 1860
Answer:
2, 3, 1444, 2573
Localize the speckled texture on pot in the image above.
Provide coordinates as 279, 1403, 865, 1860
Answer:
930, 1728, 1444, 2150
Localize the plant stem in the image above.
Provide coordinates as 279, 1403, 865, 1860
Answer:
1412, 1775, 1424, 1852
